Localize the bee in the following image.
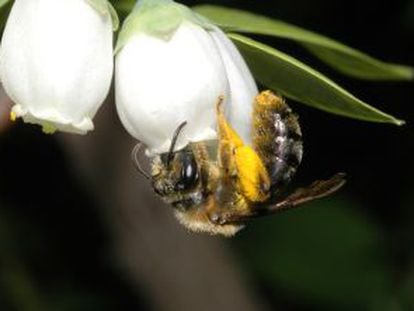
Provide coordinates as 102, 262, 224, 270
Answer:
132, 90, 346, 236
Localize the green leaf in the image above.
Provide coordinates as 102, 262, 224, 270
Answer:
194, 5, 414, 81
0, 0, 12, 34
229, 33, 404, 125
0, 0, 11, 9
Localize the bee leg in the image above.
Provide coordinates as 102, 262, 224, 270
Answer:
215, 97, 271, 203
252, 91, 303, 198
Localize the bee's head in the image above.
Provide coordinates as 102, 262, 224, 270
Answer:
151, 147, 200, 197
149, 121, 200, 199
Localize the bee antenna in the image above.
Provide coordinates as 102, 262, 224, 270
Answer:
131, 142, 150, 180
167, 121, 187, 165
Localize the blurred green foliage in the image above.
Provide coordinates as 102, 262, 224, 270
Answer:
233, 198, 390, 310
0, 128, 147, 311
194, 5, 413, 81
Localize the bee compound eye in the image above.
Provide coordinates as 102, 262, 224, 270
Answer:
175, 154, 198, 191
183, 162, 195, 179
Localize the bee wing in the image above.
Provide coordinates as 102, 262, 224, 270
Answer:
219, 173, 346, 224
269, 172, 346, 213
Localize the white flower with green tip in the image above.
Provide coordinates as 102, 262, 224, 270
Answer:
0, 0, 118, 134
115, 0, 257, 154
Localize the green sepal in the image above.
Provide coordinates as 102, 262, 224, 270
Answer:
115, 0, 211, 54
229, 33, 404, 125
86, 0, 119, 31
194, 5, 414, 81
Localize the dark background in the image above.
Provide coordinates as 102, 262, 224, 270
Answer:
0, 0, 413, 310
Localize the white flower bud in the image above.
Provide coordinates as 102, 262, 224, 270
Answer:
0, 0, 117, 134
115, 0, 258, 154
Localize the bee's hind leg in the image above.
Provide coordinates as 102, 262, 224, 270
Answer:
215, 97, 271, 204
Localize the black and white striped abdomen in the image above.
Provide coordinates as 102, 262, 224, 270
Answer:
252, 91, 303, 195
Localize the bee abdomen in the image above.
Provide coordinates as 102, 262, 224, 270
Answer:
252, 91, 303, 194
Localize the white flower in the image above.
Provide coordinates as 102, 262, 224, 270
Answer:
0, 0, 118, 134
115, 0, 257, 154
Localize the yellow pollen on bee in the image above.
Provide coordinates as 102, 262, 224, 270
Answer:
10, 111, 17, 122
215, 95, 271, 203
234, 145, 270, 202
42, 123, 57, 134
255, 90, 284, 108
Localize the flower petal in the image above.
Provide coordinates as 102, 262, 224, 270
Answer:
0, 0, 113, 133
209, 26, 258, 144
116, 21, 230, 154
